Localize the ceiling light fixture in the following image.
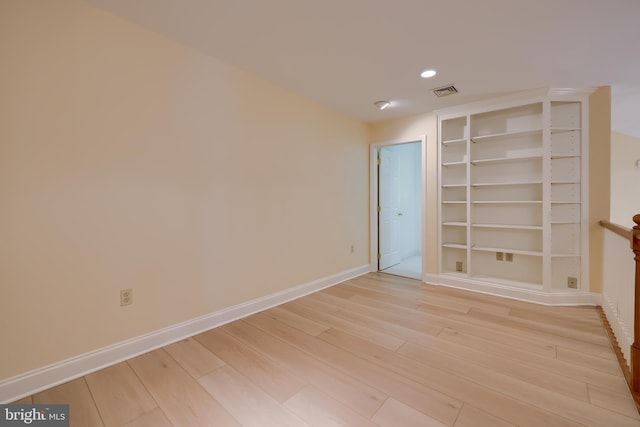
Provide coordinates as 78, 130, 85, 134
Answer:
421, 69, 437, 78
374, 100, 391, 110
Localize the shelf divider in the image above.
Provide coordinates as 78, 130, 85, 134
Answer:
470, 128, 542, 143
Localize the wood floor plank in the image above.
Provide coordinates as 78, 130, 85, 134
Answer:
357, 273, 428, 293
311, 290, 444, 336
320, 285, 358, 301
320, 326, 637, 427
354, 275, 488, 317
587, 383, 640, 419
85, 362, 156, 427
438, 326, 554, 360
268, 306, 331, 336
164, 337, 226, 379
347, 275, 427, 298
314, 292, 446, 338
284, 385, 379, 427
222, 320, 387, 419
33, 378, 103, 427
282, 294, 342, 314
120, 407, 172, 427
438, 327, 629, 394
281, 300, 406, 350
307, 290, 359, 310
315, 295, 588, 403
198, 365, 308, 427
418, 287, 512, 316
352, 272, 419, 288
397, 338, 589, 402
348, 294, 558, 358
195, 326, 307, 403
459, 308, 614, 356
420, 293, 490, 315
453, 404, 516, 427
557, 345, 622, 373
420, 306, 611, 362
508, 306, 607, 332
244, 311, 464, 426
421, 281, 547, 312
372, 397, 448, 427
332, 306, 443, 345
315, 327, 583, 427
339, 282, 425, 311
128, 349, 240, 426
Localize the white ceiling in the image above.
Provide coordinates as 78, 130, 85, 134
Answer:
86, 0, 640, 135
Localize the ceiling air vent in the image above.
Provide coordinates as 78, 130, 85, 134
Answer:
432, 84, 459, 98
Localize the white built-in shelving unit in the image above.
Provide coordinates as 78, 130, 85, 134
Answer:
437, 89, 591, 303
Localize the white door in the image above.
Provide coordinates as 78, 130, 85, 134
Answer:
378, 147, 402, 270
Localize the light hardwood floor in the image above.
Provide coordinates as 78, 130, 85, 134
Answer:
14, 273, 640, 426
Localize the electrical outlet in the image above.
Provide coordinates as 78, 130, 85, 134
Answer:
496, 252, 504, 261
505, 252, 513, 262
120, 289, 133, 306
455, 261, 463, 272
567, 277, 578, 289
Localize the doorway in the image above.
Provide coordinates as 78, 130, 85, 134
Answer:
372, 139, 424, 280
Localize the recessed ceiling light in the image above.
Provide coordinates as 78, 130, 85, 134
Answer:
374, 100, 391, 110
421, 69, 437, 78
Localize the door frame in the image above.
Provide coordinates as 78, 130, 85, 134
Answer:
370, 135, 427, 281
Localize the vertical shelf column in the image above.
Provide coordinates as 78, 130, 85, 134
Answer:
440, 116, 469, 275
549, 101, 583, 291
542, 100, 552, 292
468, 103, 544, 288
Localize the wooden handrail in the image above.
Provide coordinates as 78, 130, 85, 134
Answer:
632, 214, 640, 396
600, 220, 632, 240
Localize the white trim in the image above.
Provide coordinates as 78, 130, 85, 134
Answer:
0, 265, 369, 403
370, 136, 427, 277
424, 273, 602, 306
580, 99, 591, 292
435, 87, 597, 118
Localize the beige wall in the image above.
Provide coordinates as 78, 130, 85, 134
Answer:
0, 0, 369, 380
611, 131, 640, 227
589, 87, 611, 294
369, 113, 439, 274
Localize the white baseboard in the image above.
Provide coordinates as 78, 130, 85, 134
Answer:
423, 273, 602, 306
0, 265, 370, 403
